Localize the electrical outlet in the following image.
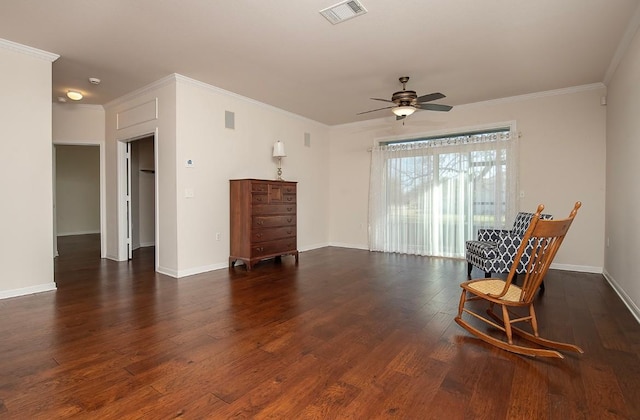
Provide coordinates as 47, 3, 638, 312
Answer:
216, 232, 221, 241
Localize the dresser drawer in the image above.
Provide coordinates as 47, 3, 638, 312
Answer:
251, 182, 269, 192
282, 184, 296, 194
251, 192, 268, 205
252, 226, 296, 243
282, 193, 296, 204
253, 215, 296, 228
252, 237, 297, 257
252, 204, 296, 215
251, 190, 295, 204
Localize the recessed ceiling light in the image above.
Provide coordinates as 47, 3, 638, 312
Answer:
89, 77, 101, 85
66, 91, 83, 101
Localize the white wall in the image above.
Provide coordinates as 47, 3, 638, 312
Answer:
0, 40, 58, 298
174, 76, 330, 276
104, 79, 177, 273
53, 104, 105, 142
605, 24, 640, 321
52, 104, 106, 256
103, 74, 330, 277
329, 85, 607, 272
55, 145, 100, 236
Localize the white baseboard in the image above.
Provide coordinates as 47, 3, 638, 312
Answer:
299, 242, 330, 252
549, 263, 602, 274
328, 242, 369, 250
57, 230, 100, 237
0, 282, 57, 300
603, 269, 640, 324
156, 265, 178, 278
176, 262, 229, 278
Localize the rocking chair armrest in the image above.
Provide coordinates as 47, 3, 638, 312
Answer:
477, 228, 511, 242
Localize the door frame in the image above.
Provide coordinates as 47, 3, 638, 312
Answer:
117, 130, 159, 269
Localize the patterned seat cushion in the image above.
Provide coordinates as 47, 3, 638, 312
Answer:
465, 240, 498, 260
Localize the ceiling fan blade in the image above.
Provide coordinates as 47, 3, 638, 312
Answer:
370, 97, 395, 104
416, 103, 453, 112
357, 106, 394, 115
416, 92, 445, 103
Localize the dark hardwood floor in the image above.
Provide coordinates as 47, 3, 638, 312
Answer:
0, 234, 638, 419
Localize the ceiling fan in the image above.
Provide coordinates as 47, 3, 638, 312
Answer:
358, 76, 452, 120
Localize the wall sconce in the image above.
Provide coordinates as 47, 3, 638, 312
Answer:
272, 140, 286, 181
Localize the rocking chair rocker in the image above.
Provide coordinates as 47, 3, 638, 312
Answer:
455, 202, 582, 358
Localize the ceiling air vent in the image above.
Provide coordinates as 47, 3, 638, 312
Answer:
320, 0, 367, 25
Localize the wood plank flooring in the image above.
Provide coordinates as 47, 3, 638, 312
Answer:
0, 234, 638, 419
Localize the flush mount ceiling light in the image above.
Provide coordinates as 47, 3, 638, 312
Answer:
392, 106, 416, 117
66, 90, 83, 101
320, 0, 367, 24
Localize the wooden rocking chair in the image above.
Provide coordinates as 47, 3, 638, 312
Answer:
455, 202, 582, 358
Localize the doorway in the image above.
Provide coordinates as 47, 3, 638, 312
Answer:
119, 134, 157, 264
54, 144, 101, 257
129, 136, 156, 258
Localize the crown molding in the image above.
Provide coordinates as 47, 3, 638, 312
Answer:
457, 83, 606, 110
53, 102, 105, 111
604, 2, 640, 85
103, 74, 177, 109
105, 72, 327, 127
0, 38, 59, 62
174, 74, 327, 127
333, 83, 606, 129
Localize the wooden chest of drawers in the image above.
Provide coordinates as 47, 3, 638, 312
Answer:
229, 179, 298, 270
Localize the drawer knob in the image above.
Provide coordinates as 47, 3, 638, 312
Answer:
256, 197, 263, 201
257, 220, 264, 225
287, 218, 292, 222
287, 207, 293, 212
256, 233, 262, 238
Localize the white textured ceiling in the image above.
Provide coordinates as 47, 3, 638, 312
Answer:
1, 0, 639, 125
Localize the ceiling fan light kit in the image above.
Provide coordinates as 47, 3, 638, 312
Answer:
358, 76, 452, 120
392, 106, 415, 117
